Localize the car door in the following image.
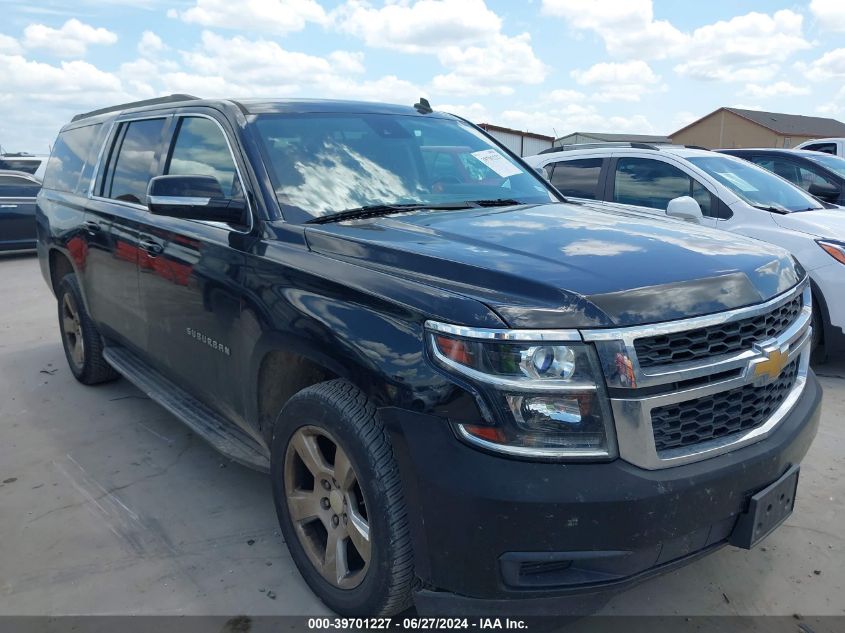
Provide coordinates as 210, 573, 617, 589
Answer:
0, 174, 40, 250
137, 112, 253, 423
607, 156, 719, 227
88, 115, 171, 350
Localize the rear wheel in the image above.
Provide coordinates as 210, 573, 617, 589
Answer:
271, 380, 415, 616
57, 273, 120, 385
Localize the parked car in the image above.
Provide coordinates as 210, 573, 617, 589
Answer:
795, 138, 845, 157
0, 152, 48, 180
719, 148, 845, 206
0, 169, 41, 253
526, 144, 845, 359
38, 96, 820, 616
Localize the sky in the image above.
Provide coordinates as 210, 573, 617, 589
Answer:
1, 0, 845, 154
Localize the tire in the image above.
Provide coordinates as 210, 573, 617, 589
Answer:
56, 273, 120, 385
271, 379, 415, 616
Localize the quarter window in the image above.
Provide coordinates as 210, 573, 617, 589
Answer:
165, 117, 243, 198
549, 158, 602, 199
106, 118, 167, 205
42, 123, 102, 194
613, 158, 712, 216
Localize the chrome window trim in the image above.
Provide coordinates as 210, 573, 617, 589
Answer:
89, 113, 255, 235
148, 195, 211, 206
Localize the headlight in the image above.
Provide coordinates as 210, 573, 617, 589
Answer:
817, 239, 845, 265
425, 321, 617, 460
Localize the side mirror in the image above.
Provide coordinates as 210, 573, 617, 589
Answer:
534, 166, 549, 180
147, 175, 246, 224
808, 182, 841, 202
666, 196, 704, 223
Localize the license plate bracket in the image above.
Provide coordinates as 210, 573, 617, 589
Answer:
730, 464, 799, 549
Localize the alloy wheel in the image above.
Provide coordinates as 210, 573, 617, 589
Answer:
284, 425, 371, 589
62, 293, 85, 369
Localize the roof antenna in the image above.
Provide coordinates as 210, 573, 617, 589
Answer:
414, 97, 433, 114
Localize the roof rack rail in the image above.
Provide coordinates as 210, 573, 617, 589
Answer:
71, 94, 200, 122
683, 145, 710, 151
539, 142, 661, 155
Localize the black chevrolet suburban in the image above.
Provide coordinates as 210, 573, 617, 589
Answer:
37, 95, 821, 616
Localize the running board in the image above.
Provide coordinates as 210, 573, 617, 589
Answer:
103, 346, 270, 473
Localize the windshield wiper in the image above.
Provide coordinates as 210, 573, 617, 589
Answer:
307, 202, 476, 225
467, 198, 527, 207
751, 204, 790, 215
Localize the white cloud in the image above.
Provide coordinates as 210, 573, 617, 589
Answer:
541, 0, 686, 59
742, 81, 809, 99
431, 33, 547, 96
333, 0, 544, 97
0, 53, 122, 98
0, 34, 22, 55
173, 0, 327, 34
674, 10, 810, 82
801, 48, 845, 81
495, 103, 656, 138
544, 89, 586, 104
437, 102, 491, 122
328, 50, 365, 75
543, 2, 811, 84
810, 0, 845, 32
334, 0, 501, 53
138, 30, 165, 57
571, 60, 661, 102
22, 19, 118, 57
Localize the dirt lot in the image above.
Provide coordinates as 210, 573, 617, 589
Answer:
1, 253, 843, 617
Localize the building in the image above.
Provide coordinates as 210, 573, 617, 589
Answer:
553, 132, 672, 146
671, 107, 845, 149
478, 123, 554, 156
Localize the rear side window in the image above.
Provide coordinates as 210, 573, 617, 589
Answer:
106, 118, 167, 205
613, 157, 712, 216
804, 143, 837, 155
0, 159, 41, 174
42, 124, 102, 193
753, 158, 800, 185
165, 117, 242, 198
0, 175, 40, 198
548, 158, 602, 199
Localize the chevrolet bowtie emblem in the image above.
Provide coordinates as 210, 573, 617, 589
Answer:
753, 347, 789, 384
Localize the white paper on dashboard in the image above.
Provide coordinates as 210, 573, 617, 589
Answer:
470, 149, 523, 178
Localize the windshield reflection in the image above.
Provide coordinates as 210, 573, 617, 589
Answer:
252, 113, 555, 222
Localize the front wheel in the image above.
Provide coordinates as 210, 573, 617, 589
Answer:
271, 380, 415, 616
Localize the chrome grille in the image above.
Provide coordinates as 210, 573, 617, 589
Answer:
651, 360, 799, 452
583, 282, 813, 470
635, 295, 803, 368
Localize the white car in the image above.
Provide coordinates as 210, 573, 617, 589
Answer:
526, 144, 845, 358
795, 138, 845, 157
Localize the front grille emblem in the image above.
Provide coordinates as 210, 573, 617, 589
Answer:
752, 344, 789, 386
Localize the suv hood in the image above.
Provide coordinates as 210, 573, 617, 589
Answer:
304, 203, 800, 328
772, 207, 845, 238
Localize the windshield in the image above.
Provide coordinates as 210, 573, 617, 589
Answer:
803, 152, 845, 178
688, 155, 823, 212
251, 113, 556, 222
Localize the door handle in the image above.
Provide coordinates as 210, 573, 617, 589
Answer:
83, 220, 101, 233
139, 237, 163, 256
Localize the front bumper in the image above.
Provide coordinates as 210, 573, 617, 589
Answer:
380, 371, 822, 614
